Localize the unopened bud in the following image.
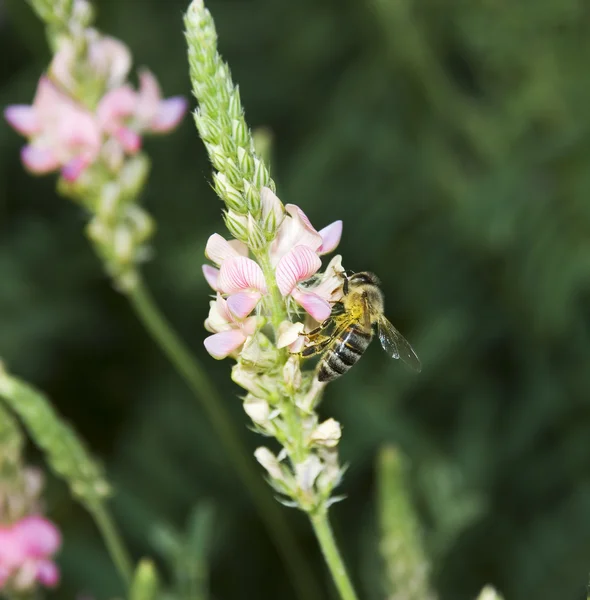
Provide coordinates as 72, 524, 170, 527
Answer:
228, 90, 243, 119
113, 226, 134, 263
98, 182, 121, 221
120, 154, 150, 198
213, 172, 244, 211
254, 447, 286, 483
283, 356, 302, 390
310, 418, 341, 448
237, 147, 254, 179
253, 158, 270, 188
243, 395, 271, 425
232, 119, 249, 148
246, 216, 267, 251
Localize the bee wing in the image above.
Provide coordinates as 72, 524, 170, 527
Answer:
377, 317, 422, 372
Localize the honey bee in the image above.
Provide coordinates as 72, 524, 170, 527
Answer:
301, 271, 421, 381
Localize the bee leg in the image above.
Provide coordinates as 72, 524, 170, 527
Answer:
305, 317, 335, 339
331, 301, 345, 316
299, 337, 332, 358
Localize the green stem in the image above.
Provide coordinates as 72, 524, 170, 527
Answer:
310, 511, 359, 600
87, 501, 134, 586
124, 278, 322, 600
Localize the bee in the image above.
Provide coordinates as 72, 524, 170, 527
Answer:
301, 271, 421, 381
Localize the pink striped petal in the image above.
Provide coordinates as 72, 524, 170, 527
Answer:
275, 245, 321, 296
204, 330, 246, 359
35, 560, 60, 587
202, 265, 220, 290
227, 291, 262, 318
21, 145, 60, 174
151, 97, 188, 132
217, 256, 267, 294
292, 288, 331, 322
205, 234, 244, 266
271, 204, 322, 263
228, 239, 249, 256
4, 105, 40, 136
318, 220, 342, 254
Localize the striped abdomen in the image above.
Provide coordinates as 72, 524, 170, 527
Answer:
318, 324, 373, 382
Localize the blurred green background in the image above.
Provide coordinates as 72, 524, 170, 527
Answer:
2, 0, 590, 598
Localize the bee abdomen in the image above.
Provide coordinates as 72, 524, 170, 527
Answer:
318, 326, 373, 382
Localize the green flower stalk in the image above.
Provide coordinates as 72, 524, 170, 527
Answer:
377, 446, 436, 600
0, 362, 133, 587
185, 2, 358, 599
5, 3, 316, 597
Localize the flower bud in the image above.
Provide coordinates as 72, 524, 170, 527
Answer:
228, 90, 243, 119
254, 447, 286, 483
243, 395, 271, 425
213, 172, 244, 212
283, 356, 302, 391
232, 119, 249, 148
236, 146, 254, 179
253, 157, 270, 188
310, 418, 341, 448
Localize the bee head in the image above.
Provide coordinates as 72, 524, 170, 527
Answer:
348, 271, 381, 287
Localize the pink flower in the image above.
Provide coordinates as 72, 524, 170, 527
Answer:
49, 33, 132, 93
4, 77, 101, 180
204, 294, 259, 359
271, 204, 342, 265
202, 191, 343, 324
97, 70, 187, 151
0, 515, 61, 591
5, 39, 187, 181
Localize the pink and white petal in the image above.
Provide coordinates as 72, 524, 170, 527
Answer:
14, 516, 61, 556
205, 300, 230, 333
61, 156, 89, 182
291, 288, 332, 322
202, 265, 220, 290
150, 97, 188, 133
114, 126, 142, 153
21, 145, 60, 174
261, 186, 284, 224
96, 86, 137, 130
226, 291, 261, 318
135, 69, 162, 124
204, 330, 246, 359
4, 105, 40, 136
35, 560, 60, 587
277, 321, 304, 349
227, 239, 249, 256
307, 255, 345, 303
318, 220, 343, 254
275, 245, 322, 296
91, 36, 132, 88
289, 335, 306, 353
205, 233, 243, 266
241, 316, 260, 336
271, 204, 322, 263
217, 256, 267, 294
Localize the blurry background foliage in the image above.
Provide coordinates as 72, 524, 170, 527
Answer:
1, 0, 590, 598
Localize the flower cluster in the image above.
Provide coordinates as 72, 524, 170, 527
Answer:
0, 515, 61, 591
3, 0, 187, 290
201, 185, 348, 511
4, 32, 186, 182
203, 187, 343, 359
